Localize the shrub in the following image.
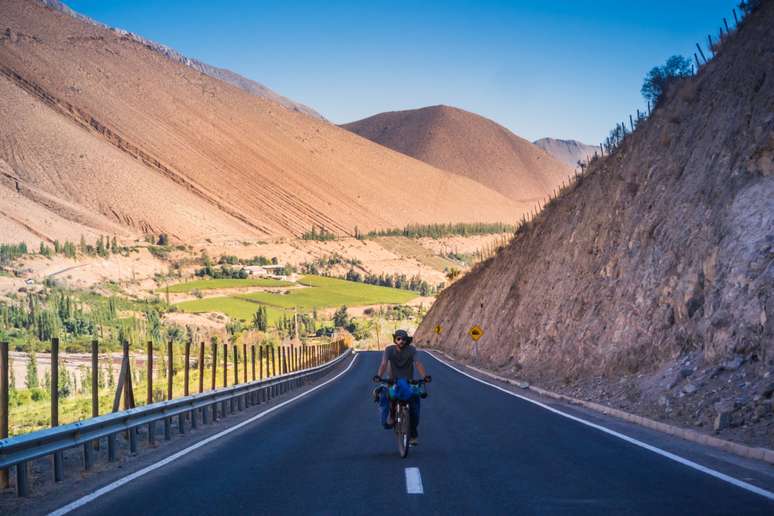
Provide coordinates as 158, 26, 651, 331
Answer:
641, 55, 692, 106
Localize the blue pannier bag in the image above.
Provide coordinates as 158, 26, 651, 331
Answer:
389, 378, 414, 401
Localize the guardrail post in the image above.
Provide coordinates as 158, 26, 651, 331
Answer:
16, 462, 29, 497
178, 412, 185, 434
1, 341, 9, 489
129, 424, 138, 453
84, 440, 93, 470
164, 416, 171, 440
51, 337, 65, 480
108, 433, 117, 462
211, 340, 217, 391
202, 402, 209, 424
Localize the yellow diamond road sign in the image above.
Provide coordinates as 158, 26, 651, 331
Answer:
434, 325, 443, 335
468, 325, 484, 341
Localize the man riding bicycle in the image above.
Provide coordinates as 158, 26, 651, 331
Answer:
373, 329, 431, 446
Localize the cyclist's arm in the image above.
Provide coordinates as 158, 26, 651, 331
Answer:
376, 352, 388, 378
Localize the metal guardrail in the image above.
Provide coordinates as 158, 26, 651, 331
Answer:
0, 348, 352, 496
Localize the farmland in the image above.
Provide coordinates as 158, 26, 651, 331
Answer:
175, 275, 417, 321
161, 278, 293, 293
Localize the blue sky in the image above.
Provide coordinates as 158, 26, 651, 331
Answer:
67, 0, 739, 144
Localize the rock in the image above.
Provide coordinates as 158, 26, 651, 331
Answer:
759, 382, 774, 399
658, 395, 670, 407
754, 401, 772, 419
714, 411, 732, 431
516, 381, 530, 389
722, 356, 744, 371
680, 367, 694, 378
682, 383, 698, 395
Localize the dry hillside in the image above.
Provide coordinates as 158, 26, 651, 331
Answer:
0, 0, 526, 244
342, 105, 572, 204
39, 0, 327, 121
417, 3, 774, 447
533, 137, 599, 168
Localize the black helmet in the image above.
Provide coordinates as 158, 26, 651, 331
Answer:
393, 329, 413, 345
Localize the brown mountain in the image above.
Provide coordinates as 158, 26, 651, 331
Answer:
533, 137, 599, 168
39, 0, 326, 121
0, 0, 526, 244
342, 105, 573, 204
416, 3, 774, 446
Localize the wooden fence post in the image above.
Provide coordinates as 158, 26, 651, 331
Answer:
211, 341, 217, 390
1, 341, 9, 488
92, 340, 99, 417
146, 341, 153, 404
184, 338, 191, 396
270, 347, 275, 377
198, 341, 205, 393
222, 343, 228, 387
696, 42, 707, 64
243, 343, 248, 384
233, 345, 238, 385
251, 345, 256, 381
51, 337, 64, 480
167, 339, 173, 400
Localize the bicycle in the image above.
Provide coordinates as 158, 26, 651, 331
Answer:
374, 377, 427, 458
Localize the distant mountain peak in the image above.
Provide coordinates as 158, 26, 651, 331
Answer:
533, 137, 600, 167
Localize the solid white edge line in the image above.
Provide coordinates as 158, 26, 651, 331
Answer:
424, 351, 774, 502
405, 467, 424, 494
48, 353, 360, 516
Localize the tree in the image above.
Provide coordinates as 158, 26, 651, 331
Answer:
25, 348, 39, 389
333, 306, 349, 328
252, 306, 268, 331
641, 55, 692, 106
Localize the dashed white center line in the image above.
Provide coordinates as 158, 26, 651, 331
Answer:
405, 467, 424, 494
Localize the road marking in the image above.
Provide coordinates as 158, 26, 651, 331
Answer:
426, 351, 774, 502
405, 467, 424, 494
49, 353, 360, 516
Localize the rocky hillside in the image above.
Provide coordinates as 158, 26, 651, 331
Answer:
416, 3, 774, 448
0, 0, 526, 244
533, 137, 599, 168
39, 0, 325, 121
342, 105, 572, 204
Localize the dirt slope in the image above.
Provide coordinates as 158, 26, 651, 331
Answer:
416, 4, 774, 447
0, 0, 525, 243
533, 137, 599, 168
40, 0, 326, 121
342, 105, 573, 203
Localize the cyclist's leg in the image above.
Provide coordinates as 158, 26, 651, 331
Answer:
409, 396, 420, 438
379, 389, 392, 428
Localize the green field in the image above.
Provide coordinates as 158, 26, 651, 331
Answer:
176, 297, 286, 322
175, 275, 417, 321
162, 278, 293, 293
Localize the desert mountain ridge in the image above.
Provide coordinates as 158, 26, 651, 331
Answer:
533, 137, 599, 168
416, 2, 774, 448
342, 105, 573, 204
39, 0, 326, 121
0, 0, 528, 245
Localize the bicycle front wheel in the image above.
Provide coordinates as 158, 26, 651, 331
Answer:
395, 404, 410, 458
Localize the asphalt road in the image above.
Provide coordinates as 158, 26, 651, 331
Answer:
67, 351, 773, 515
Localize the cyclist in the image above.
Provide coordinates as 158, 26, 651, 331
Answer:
373, 329, 431, 446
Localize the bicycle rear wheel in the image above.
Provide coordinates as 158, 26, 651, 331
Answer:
395, 404, 410, 458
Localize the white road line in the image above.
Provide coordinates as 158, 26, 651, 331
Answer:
405, 467, 424, 494
49, 353, 360, 516
425, 351, 774, 502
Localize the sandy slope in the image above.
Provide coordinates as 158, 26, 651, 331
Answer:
0, 0, 526, 244
342, 105, 573, 203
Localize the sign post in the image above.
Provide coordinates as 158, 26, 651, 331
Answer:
468, 325, 484, 363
